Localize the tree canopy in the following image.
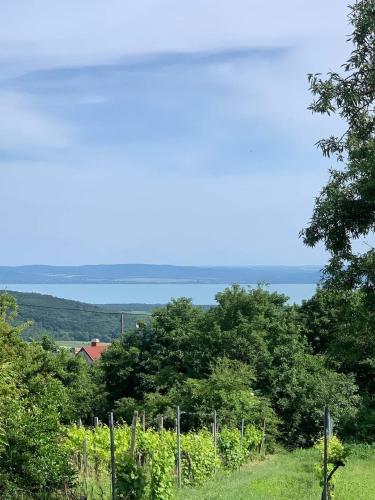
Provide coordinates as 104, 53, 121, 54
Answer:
302, 0, 375, 297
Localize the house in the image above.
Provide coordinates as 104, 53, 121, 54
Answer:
76, 338, 109, 366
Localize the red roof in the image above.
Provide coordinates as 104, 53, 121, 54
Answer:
79, 344, 109, 361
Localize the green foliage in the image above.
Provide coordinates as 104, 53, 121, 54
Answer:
217, 428, 246, 470
0, 292, 96, 497
180, 430, 220, 485
100, 286, 358, 447
7, 290, 152, 341
315, 436, 350, 499
117, 455, 147, 499
64, 422, 262, 498
301, 287, 375, 441
302, 0, 375, 296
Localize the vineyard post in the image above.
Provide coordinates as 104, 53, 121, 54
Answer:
142, 411, 146, 431
83, 437, 88, 476
213, 410, 217, 451
94, 417, 99, 480
159, 415, 164, 432
77, 417, 82, 470
241, 417, 245, 460
259, 419, 266, 456
130, 410, 138, 458
109, 412, 116, 500
322, 405, 329, 500
177, 406, 182, 488
241, 419, 245, 443
83, 437, 88, 493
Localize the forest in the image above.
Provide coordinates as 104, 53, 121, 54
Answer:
0, 281, 374, 497
5, 291, 154, 341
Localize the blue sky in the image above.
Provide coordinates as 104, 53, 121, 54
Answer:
0, 0, 349, 265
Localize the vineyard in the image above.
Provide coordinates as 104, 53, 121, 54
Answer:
64, 415, 263, 499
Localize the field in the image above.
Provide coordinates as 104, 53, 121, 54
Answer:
177, 446, 375, 500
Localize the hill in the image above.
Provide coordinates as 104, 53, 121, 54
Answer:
0, 264, 322, 284
4, 290, 155, 342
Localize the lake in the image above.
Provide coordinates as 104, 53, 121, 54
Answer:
0, 283, 317, 305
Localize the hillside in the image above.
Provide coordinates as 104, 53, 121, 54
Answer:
0, 264, 322, 284
5, 290, 155, 342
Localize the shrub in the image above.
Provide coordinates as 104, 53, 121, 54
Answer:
315, 436, 350, 499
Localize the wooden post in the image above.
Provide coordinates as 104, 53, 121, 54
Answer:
94, 417, 99, 480
109, 412, 116, 500
322, 406, 329, 500
176, 406, 182, 488
83, 437, 88, 495
142, 411, 146, 432
259, 419, 266, 456
83, 438, 88, 475
241, 419, 245, 443
159, 415, 164, 432
213, 410, 217, 450
130, 410, 138, 457
76, 418, 82, 470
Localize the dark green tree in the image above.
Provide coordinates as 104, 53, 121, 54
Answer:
0, 293, 97, 497
302, 0, 375, 297
99, 287, 359, 445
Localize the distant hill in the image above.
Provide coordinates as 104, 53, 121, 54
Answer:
5, 291, 155, 342
0, 264, 322, 284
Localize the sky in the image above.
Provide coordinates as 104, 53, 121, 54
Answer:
0, 0, 351, 266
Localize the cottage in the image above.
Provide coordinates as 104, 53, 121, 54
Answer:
76, 338, 109, 366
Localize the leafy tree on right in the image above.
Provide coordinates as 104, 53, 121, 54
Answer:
301, 0, 375, 300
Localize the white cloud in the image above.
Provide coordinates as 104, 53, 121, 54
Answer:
0, 0, 349, 71
0, 92, 69, 148
0, 1, 353, 265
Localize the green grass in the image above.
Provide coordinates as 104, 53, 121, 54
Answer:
73, 446, 375, 499
56, 340, 91, 348
334, 444, 375, 499
176, 446, 375, 500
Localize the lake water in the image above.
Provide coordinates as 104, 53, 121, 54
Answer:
0, 283, 317, 305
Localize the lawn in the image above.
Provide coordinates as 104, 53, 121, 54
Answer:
176, 446, 375, 500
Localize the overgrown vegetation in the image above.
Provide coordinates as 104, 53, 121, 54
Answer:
64, 423, 262, 498
0, 294, 96, 498
6, 290, 153, 341
97, 286, 359, 447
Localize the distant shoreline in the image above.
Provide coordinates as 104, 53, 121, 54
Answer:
0, 264, 322, 285
1, 283, 317, 306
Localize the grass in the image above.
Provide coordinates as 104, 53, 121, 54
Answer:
56, 340, 111, 348
334, 444, 375, 499
175, 446, 375, 500
73, 446, 375, 499
56, 340, 91, 348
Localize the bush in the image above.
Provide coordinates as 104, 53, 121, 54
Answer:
64, 422, 263, 498
117, 455, 146, 500
218, 427, 247, 470
315, 436, 350, 499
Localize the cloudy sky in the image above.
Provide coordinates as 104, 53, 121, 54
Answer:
0, 0, 350, 266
